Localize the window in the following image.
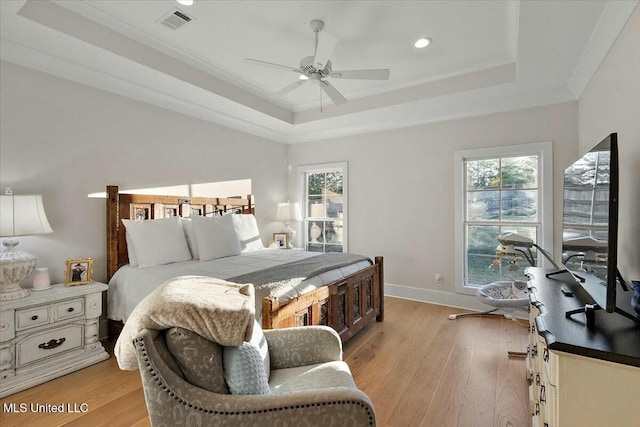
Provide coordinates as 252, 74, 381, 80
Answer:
299, 162, 348, 253
454, 143, 553, 294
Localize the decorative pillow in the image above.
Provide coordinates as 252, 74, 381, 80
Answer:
180, 218, 199, 259
232, 214, 264, 252
191, 215, 241, 261
153, 330, 185, 379
121, 217, 192, 268
223, 320, 271, 395
165, 327, 229, 394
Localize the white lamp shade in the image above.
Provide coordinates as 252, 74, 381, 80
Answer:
275, 202, 302, 222
0, 195, 53, 237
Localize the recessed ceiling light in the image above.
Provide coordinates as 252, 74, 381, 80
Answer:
299, 75, 309, 80
176, 0, 194, 6
414, 37, 432, 48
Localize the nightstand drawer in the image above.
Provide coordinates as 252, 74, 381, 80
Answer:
16, 306, 50, 330
55, 298, 84, 321
16, 324, 83, 367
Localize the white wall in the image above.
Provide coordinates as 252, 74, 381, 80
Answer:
579, 5, 640, 282
288, 102, 578, 309
0, 61, 289, 285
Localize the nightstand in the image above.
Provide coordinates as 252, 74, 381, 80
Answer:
0, 282, 109, 397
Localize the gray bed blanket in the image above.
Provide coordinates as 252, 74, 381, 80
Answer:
228, 252, 371, 309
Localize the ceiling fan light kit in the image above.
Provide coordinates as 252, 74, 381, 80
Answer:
414, 37, 432, 48
245, 18, 390, 107
413, 37, 433, 49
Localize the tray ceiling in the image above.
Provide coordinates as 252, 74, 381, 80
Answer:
1, 0, 637, 143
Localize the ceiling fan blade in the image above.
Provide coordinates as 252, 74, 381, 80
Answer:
321, 81, 348, 105
244, 58, 302, 74
329, 69, 390, 80
314, 31, 339, 70
270, 80, 308, 98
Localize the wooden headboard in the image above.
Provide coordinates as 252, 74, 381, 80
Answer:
106, 185, 254, 280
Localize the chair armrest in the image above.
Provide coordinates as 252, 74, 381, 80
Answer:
263, 326, 342, 369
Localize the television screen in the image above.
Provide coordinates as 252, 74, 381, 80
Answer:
561, 133, 637, 322
562, 135, 614, 306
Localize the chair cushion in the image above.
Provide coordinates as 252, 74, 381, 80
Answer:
269, 361, 357, 394
223, 320, 270, 395
165, 327, 229, 394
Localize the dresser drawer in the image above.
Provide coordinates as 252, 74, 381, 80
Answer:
54, 298, 84, 321
16, 306, 50, 330
16, 324, 84, 367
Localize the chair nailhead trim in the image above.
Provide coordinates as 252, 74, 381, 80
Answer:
137, 339, 375, 425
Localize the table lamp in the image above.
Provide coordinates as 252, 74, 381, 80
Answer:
0, 188, 53, 301
275, 201, 301, 249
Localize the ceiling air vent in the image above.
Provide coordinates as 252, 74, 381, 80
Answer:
158, 8, 193, 30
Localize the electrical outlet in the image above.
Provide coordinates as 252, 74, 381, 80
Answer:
435, 273, 443, 285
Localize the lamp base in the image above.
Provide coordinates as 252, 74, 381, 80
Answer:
0, 240, 35, 301
282, 225, 296, 249
0, 286, 30, 301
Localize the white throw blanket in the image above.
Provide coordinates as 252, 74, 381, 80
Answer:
115, 275, 255, 370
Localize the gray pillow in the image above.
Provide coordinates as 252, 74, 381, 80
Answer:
165, 327, 229, 394
223, 320, 270, 395
153, 331, 184, 378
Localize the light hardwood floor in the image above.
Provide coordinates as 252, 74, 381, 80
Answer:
0, 297, 530, 427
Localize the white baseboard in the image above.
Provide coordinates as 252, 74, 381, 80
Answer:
384, 282, 528, 319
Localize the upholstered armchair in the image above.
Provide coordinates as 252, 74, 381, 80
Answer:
133, 324, 376, 426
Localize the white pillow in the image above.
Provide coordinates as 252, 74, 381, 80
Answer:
232, 214, 264, 252
125, 231, 139, 266
191, 215, 241, 261
180, 218, 199, 260
223, 320, 270, 395
121, 217, 192, 268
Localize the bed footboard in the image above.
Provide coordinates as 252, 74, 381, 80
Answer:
262, 256, 384, 343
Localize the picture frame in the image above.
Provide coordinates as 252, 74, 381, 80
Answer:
273, 232, 289, 249
64, 258, 93, 286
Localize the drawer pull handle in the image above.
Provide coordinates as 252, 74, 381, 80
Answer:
39, 338, 66, 350
543, 348, 549, 362
67, 307, 74, 313
31, 315, 38, 321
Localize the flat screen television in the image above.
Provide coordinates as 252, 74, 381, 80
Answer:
561, 133, 638, 324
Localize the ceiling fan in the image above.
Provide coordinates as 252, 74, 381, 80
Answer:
245, 19, 390, 106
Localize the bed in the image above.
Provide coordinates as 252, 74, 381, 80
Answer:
106, 185, 384, 343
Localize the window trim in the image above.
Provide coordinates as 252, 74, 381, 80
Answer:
454, 142, 553, 295
299, 162, 348, 252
